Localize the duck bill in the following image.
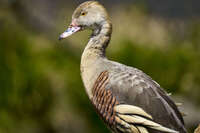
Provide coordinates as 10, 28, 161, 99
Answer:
59, 25, 81, 40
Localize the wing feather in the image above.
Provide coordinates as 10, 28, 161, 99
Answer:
91, 70, 187, 133
107, 68, 187, 133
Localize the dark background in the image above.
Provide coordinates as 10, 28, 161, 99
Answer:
0, 0, 200, 133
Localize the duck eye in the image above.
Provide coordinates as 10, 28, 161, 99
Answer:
81, 12, 87, 16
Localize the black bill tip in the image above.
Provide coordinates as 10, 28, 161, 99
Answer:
58, 36, 63, 41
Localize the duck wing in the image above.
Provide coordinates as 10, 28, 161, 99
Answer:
91, 70, 187, 133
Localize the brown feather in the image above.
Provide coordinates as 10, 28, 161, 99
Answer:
92, 71, 119, 128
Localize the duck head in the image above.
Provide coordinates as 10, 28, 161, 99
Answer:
59, 1, 109, 40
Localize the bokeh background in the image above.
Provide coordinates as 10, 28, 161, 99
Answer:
0, 0, 200, 133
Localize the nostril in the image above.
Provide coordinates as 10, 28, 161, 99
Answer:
70, 19, 78, 27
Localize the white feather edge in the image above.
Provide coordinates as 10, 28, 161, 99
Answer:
114, 104, 153, 120
115, 116, 144, 133
137, 126, 149, 133
118, 114, 179, 133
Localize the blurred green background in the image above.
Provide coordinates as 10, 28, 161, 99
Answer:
0, 0, 200, 133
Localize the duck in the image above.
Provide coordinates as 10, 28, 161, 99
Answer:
59, 1, 187, 133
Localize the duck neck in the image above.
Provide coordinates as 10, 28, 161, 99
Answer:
82, 21, 112, 60
80, 21, 112, 98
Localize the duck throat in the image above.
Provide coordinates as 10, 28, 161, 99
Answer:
83, 21, 112, 58
81, 21, 112, 66
80, 21, 112, 98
